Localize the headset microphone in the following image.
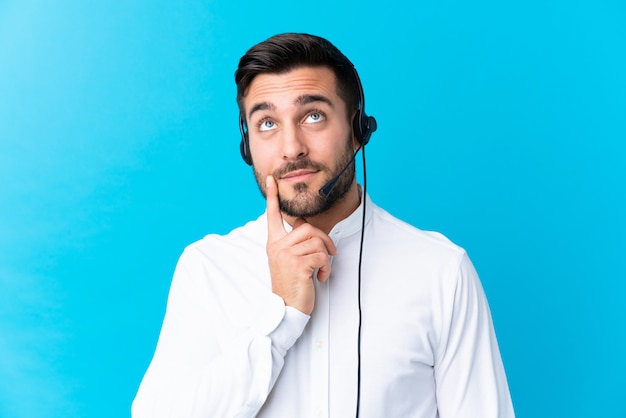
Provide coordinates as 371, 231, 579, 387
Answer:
318, 146, 361, 197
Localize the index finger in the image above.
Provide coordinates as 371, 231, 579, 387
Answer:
266, 175, 287, 240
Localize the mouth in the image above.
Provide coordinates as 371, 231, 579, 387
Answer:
280, 169, 319, 183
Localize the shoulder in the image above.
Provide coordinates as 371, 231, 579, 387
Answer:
180, 214, 267, 265
166, 214, 271, 298
369, 203, 467, 264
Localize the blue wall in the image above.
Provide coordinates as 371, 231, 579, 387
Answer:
1, 1, 624, 416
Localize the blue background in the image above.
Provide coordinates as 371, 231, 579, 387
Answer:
1, 0, 624, 417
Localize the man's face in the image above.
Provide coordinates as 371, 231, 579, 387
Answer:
243, 66, 356, 218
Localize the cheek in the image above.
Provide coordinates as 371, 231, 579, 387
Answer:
249, 142, 273, 170
351, 135, 360, 150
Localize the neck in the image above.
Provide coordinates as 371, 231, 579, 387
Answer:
284, 181, 361, 234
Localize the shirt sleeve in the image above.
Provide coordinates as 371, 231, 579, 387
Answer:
434, 253, 515, 418
132, 248, 310, 418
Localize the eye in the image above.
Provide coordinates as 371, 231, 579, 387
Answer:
304, 112, 325, 124
258, 119, 276, 132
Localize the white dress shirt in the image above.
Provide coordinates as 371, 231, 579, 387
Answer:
132, 193, 514, 417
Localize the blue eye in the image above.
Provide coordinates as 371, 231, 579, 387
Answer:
259, 119, 276, 131
305, 112, 325, 123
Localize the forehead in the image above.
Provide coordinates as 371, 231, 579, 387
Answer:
243, 66, 342, 117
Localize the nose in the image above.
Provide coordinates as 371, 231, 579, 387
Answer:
281, 125, 308, 161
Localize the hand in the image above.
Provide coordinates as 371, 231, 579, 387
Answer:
265, 176, 337, 315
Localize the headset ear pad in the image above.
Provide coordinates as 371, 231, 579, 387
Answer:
353, 111, 377, 147
239, 115, 253, 165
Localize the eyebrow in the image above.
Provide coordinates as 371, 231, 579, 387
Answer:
247, 102, 274, 120
295, 94, 333, 108
247, 94, 334, 120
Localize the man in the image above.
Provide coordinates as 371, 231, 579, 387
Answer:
133, 33, 514, 417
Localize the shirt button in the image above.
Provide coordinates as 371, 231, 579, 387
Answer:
315, 339, 324, 349
315, 408, 324, 416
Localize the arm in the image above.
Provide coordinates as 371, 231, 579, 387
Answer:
434, 253, 515, 418
132, 248, 310, 418
133, 176, 334, 417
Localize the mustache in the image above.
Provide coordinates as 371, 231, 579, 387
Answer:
273, 159, 327, 179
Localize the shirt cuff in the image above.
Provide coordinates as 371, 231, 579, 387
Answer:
254, 292, 289, 335
268, 306, 310, 357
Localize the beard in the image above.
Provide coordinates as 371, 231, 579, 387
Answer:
254, 138, 355, 218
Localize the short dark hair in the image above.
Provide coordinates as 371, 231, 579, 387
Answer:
235, 33, 359, 119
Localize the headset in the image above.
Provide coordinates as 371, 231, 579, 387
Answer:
238, 65, 376, 418
238, 66, 377, 165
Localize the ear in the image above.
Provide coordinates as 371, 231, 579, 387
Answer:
350, 109, 360, 150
